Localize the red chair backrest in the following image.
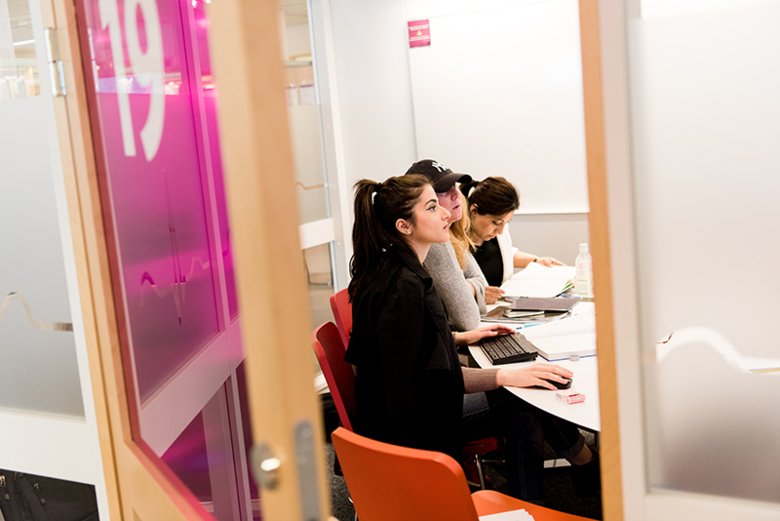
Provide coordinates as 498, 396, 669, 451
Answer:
332, 427, 480, 521
334, 428, 596, 521
312, 322, 356, 431
331, 429, 477, 521
329, 288, 352, 346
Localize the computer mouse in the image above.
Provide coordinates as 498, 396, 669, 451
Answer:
534, 377, 572, 390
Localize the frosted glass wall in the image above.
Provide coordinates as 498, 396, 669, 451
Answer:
0, 36, 82, 416
628, 0, 780, 503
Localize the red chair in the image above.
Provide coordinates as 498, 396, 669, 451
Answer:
312, 322, 356, 431
311, 321, 499, 489
329, 288, 352, 347
332, 427, 596, 521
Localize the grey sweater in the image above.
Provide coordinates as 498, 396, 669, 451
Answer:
423, 242, 487, 331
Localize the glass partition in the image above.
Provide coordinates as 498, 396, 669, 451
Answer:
81, 0, 222, 402
77, 0, 252, 517
628, 0, 780, 503
304, 242, 334, 330
0, 23, 82, 415
281, 4, 331, 225
0, 0, 39, 100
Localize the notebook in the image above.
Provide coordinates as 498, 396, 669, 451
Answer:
521, 312, 597, 360
481, 306, 545, 323
529, 332, 596, 360
509, 296, 579, 313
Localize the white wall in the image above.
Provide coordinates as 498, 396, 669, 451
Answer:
325, 0, 589, 271
327, 0, 419, 194
509, 214, 588, 266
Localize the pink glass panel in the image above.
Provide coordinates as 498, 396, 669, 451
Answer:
78, 0, 257, 517
191, 1, 238, 319
82, 0, 221, 401
162, 412, 214, 505
162, 383, 246, 520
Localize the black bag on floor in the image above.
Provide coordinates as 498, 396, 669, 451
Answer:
0, 471, 98, 521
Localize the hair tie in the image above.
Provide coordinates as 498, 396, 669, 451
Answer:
371, 182, 382, 204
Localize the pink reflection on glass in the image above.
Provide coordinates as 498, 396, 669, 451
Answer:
81, 0, 252, 517
191, 0, 238, 319
162, 412, 214, 505
161, 383, 253, 521
83, 0, 221, 400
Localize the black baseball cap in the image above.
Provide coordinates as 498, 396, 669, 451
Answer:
405, 159, 472, 193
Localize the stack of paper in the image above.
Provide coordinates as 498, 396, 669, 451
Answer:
501, 264, 575, 298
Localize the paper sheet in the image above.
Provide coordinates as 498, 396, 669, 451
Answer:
479, 509, 535, 521
515, 263, 575, 280
501, 265, 575, 298
522, 312, 595, 340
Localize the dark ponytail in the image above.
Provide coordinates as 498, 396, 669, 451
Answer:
349, 174, 431, 299
460, 176, 519, 217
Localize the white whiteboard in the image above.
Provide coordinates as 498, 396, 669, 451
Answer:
407, 0, 588, 214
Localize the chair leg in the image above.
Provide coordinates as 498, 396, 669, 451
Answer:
474, 454, 487, 490
348, 494, 358, 521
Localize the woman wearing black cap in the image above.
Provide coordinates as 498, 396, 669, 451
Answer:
404, 159, 487, 331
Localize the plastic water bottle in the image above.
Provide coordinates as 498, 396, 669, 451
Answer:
574, 243, 593, 298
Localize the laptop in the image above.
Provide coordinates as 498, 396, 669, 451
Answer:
509, 296, 579, 313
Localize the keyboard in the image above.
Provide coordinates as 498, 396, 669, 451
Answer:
479, 333, 539, 365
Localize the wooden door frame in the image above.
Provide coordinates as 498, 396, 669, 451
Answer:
207, 1, 331, 519
47, 0, 212, 516
48, 0, 330, 518
578, 1, 634, 520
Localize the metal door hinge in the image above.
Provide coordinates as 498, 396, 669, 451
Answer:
294, 420, 322, 521
44, 27, 66, 97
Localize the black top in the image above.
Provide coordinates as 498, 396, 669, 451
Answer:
345, 248, 465, 459
473, 238, 504, 287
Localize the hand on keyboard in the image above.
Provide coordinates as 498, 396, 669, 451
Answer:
496, 363, 573, 391
454, 323, 515, 345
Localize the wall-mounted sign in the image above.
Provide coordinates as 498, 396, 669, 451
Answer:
408, 19, 431, 48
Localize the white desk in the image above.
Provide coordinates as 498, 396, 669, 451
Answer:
468, 346, 600, 431
474, 267, 601, 431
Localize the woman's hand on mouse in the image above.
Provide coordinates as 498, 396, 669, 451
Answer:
497, 363, 573, 390
454, 324, 515, 345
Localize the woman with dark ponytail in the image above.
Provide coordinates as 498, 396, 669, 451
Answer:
460, 177, 564, 303
345, 174, 598, 499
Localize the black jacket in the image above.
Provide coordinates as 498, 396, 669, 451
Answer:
345, 249, 465, 459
